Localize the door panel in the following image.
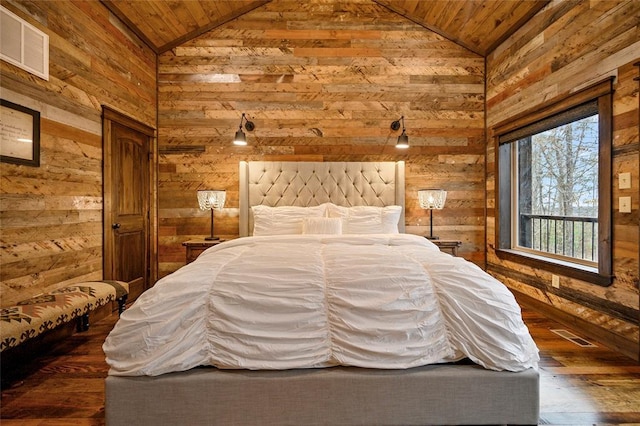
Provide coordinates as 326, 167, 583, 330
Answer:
115, 230, 145, 301
103, 109, 153, 303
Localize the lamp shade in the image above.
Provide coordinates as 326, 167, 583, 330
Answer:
392, 116, 409, 149
396, 131, 409, 149
233, 130, 247, 146
197, 190, 226, 211
418, 189, 447, 210
232, 113, 254, 146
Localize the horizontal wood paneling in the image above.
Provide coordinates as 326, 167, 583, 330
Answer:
486, 0, 640, 358
0, 1, 156, 306
157, 0, 486, 276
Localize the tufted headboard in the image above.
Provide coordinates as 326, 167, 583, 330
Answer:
239, 161, 405, 236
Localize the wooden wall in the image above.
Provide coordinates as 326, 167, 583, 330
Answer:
0, 1, 156, 306
157, 0, 486, 277
486, 0, 640, 359
1, 0, 637, 362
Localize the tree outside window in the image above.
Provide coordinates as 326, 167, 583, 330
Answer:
515, 114, 599, 264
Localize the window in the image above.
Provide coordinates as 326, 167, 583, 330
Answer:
494, 79, 613, 286
514, 106, 599, 264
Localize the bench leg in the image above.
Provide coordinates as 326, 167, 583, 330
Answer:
77, 314, 90, 332
117, 295, 128, 315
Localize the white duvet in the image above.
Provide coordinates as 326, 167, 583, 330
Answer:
103, 234, 539, 376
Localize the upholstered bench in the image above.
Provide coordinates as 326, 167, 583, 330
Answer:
0, 280, 128, 352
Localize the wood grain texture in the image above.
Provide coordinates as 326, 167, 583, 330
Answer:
102, 0, 271, 53
2, 1, 636, 370
0, 1, 156, 306
3, 307, 640, 424
156, 0, 486, 277
374, 0, 550, 55
485, 0, 640, 359
100, 0, 550, 56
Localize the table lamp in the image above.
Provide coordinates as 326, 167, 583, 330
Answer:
197, 190, 226, 240
418, 188, 447, 240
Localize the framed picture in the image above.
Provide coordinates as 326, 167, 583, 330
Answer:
0, 99, 40, 167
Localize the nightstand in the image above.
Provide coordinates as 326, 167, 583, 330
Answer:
428, 239, 462, 256
182, 239, 224, 264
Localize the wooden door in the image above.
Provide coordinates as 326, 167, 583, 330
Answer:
103, 108, 154, 302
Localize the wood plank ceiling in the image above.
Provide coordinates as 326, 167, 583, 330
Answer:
101, 0, 550, 56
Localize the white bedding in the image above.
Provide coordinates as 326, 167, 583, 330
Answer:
103, 234, 539, 376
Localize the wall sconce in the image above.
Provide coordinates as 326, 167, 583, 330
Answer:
197, 190, 226, 240
418, 188, 447, 240
233, 113, 255, 146
391, 116, 409, 149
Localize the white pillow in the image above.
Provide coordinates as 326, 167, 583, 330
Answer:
302, 217, 342, 235
252, 204, 327, 236
326, 204, 402, 234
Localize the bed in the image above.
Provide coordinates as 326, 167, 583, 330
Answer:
104, 161, 540, 425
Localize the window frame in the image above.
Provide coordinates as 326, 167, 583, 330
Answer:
493, 78, 613, 286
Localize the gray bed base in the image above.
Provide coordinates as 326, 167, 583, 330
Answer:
105, 363, 539, 425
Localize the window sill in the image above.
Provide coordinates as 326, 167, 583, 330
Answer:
495, 248, 613, 286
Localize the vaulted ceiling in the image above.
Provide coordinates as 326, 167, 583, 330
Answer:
101, 0, 550, 56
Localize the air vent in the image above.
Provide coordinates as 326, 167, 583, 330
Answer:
1, 6, 49, 80
551, 329, 597, 348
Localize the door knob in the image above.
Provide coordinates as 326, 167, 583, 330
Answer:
112, 223, 121, 229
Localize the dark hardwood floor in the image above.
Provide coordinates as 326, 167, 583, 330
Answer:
1, 307, 639, 425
